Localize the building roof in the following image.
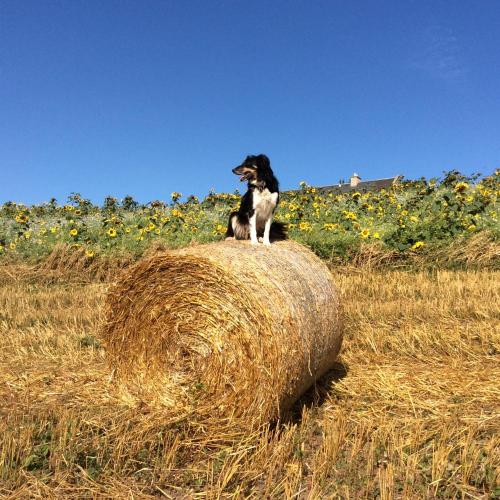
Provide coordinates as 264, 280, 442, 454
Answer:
317, 176, 401, 193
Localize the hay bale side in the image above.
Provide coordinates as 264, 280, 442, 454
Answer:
102, 240, 343, 428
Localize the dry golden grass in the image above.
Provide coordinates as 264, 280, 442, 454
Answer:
0, 266, 499, 498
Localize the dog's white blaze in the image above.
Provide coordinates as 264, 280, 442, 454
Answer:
253, 189, 278, 224
249, 213, 258, 244
252, 188, 278, 245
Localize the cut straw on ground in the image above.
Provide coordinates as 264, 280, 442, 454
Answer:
0, 263, 498, 497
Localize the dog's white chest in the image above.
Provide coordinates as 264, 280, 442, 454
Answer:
253, 188, 278, 219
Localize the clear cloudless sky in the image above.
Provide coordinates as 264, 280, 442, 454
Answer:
1, 0, 499, 204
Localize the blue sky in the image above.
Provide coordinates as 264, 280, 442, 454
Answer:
1, 0, 499, 205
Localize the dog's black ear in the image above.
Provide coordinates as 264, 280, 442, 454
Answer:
256, 154, 270, 169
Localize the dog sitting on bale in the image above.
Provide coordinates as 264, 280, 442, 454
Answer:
226, 154, 287, 245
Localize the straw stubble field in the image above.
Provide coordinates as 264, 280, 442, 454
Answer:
0, 266, 499, 498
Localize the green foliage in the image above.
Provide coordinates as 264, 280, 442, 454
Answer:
0, 170, 498, 263
78, 335, 101, 349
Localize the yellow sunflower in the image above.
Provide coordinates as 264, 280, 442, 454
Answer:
454, 182, 469, 192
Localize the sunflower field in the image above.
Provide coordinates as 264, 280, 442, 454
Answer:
1, 169, 498, 266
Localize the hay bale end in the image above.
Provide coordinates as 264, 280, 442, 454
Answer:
102, 240, 343, 428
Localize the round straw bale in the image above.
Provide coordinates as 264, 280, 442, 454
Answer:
102, 240, 343, 428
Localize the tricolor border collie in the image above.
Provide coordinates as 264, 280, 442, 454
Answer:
226, 154, 287, 245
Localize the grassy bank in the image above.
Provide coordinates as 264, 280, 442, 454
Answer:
1, 170, 498, 267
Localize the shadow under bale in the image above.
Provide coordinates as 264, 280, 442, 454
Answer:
102, 240, 343, 431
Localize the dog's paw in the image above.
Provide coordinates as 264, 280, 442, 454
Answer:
250, 239, 259, 245
263, 240, 271, 246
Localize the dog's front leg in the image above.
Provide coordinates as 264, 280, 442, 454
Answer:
249, 213, 258, 244
263, 217, 272, 246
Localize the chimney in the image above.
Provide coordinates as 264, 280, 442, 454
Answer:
350, 172, 361, 187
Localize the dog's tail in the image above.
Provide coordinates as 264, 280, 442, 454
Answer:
270, 221, 288, 241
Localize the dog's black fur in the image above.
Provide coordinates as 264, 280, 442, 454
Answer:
226, 154, 287, 243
